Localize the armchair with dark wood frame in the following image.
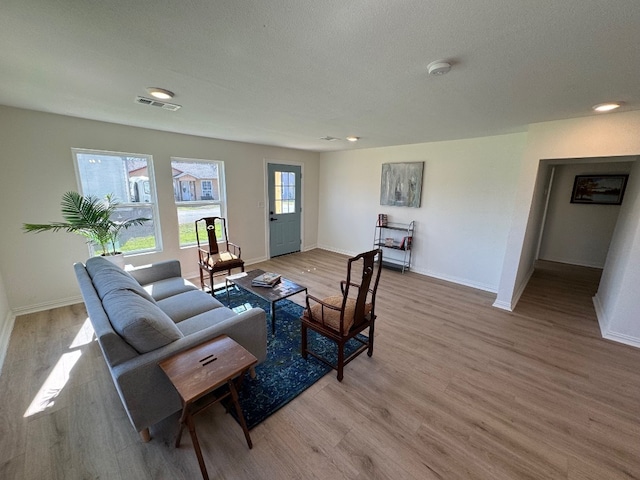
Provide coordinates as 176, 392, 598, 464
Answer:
300, 248, 382, 381
195, 216, 244, 294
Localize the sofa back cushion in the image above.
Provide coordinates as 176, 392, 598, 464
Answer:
102, 289, 183, 353
86, 256, 156, 303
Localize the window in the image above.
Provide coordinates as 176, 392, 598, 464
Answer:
171, 158, 226, 247
274, 171, 296, 214
72, 148, 161, 255
201, 180, 213, 200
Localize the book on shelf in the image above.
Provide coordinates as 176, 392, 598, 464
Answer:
377, 213, 388, 227
251, 272, 281, 287
400, 236, 412, 250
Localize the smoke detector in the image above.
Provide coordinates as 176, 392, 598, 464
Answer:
427, 60, 451, 76
135, 96, 181, 111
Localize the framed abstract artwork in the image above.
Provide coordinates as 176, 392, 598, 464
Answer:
380, 162, 424, 208
570, 174, 629, 205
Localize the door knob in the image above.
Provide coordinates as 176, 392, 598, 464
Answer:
270, 218, 277, 221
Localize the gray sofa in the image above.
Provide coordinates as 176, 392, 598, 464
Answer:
74, 256, 267, 441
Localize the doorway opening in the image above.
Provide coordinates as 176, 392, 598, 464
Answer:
525, 155, 636, 316
267, 163, 302, 258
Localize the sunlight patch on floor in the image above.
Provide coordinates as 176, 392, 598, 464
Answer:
232, 302, 254, 314
24, 318, 95, 417
69, 317, 95, 348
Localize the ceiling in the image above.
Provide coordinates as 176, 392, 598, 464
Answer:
1, 1, 639, 152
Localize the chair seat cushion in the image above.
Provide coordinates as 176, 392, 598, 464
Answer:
304, 295, 372, 333
205, 251, 243, 269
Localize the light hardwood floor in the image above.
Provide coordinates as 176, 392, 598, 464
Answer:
1, 250, 640, 479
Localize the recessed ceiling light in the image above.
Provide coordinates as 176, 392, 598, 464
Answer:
592, 102, 622, 112
346, 136, 359, 142
147, 87, 174, 100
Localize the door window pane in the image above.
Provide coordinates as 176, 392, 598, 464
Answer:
274, 171, 296, 214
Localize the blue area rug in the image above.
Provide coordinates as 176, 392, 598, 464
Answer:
220, 286, 364, 429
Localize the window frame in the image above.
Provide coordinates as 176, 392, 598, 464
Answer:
171, 157, 227, 248
71, 147, 163, 256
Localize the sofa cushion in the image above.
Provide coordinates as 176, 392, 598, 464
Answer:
85, 256, 156, 303
85, 255, 118, 278
102, 289, 183, 353
92, 268, 156, 303
157, 290, 225, 323
175, 307, 237, 336
142, 277, 198, 301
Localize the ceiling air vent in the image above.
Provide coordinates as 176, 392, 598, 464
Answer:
135, 96, 181, 111
320, 136, 339, 141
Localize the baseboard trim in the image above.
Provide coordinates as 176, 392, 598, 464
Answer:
593, 294, 640, 349
511, 266, 535, 310
418, 268, 497, 293
316, 244, 359, 258
0, 310, 16, 375
593, 293, 608, 335
319, 244, 498, 294
492, 300, 513, 311
491, 265, 535, 312
601, 331, 640, 349
12, 295, 83, 317
244, 256, 269, 266
539, 256, 604, 269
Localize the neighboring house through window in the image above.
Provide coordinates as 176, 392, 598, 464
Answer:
171, 158, 226, 247
72, 148, 161, 255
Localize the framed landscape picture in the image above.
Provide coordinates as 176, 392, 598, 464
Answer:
380, 162, 424, 208
570, 174, 629, 205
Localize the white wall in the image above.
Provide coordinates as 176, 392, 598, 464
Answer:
496, 110, 640, 315
594, 160, 640, 347
0, 106, 319, 312
318, 133, 527, 292
539, 162, 633, 268
0, 270, 12, 375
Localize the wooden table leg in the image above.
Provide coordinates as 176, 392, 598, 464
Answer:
186, 412, 210, 480
270, 301, 276, 334
175, 402, 189, 448
228, 379, 253, 449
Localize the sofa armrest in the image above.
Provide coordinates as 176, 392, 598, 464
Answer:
128, 260, 182, 286
110, 307, 267, 432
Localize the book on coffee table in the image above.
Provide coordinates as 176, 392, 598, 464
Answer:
251, 272, 281, 287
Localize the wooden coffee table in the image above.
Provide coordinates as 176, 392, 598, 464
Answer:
226, 269, 307, 334
159, 335, 257, 480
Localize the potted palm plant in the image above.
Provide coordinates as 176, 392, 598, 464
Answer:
23, 191, 150, 267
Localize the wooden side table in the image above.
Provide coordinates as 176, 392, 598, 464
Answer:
159, 335, 257, 480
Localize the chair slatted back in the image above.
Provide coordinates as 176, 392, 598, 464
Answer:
195, 217, 227, 255
343, 249, 382, 329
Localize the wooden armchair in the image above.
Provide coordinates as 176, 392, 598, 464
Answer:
301, 249, 382, 381
195, 217, 244, 293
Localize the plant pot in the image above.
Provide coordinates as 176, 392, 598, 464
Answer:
102, 252, 125, 269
